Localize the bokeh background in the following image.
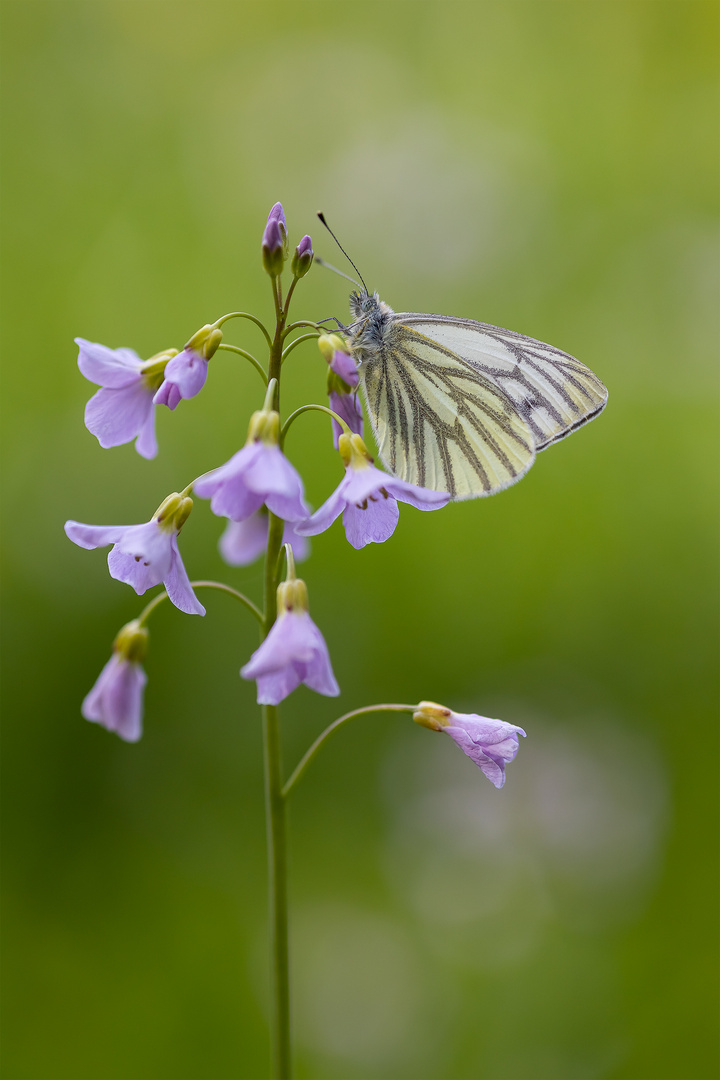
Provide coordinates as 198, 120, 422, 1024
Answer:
1, 3, 718, 1078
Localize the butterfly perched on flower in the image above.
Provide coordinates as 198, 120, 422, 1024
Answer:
345, 289, 607, 499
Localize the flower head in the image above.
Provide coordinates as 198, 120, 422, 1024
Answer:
77, 338, 173, 459
241, 577, 339, 705
82, 620, 149, 742
413, 701, 527, 788
193, 409, 309, 523
64, 493, 205, 615
219, 511, 309, 567
154, 324, 222, 409
296, 433, 449, 549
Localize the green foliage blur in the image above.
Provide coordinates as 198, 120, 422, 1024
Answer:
1, 3, 717, 1078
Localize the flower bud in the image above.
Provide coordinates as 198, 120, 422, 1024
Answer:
246, 408, 281, 445
277, 577, 309, 615
262, 203, 287, 276
338, 431, 373, 470
113, 619, 149, 664
317, 333, 348, 364
291, 235, 313, 278
141, 348, 179, 381
153, 492, 194, 532
413, 701, 453, 731
184, 324, 223, 360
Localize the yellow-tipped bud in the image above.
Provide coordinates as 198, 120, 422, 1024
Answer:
113, 619, 149, 663
277, 577, 309, 615
185, 324, 223, 359
338, 432, 373, 470
413, 701, 453, 731
141, 348, 179, 381
246, 409, 281, 445
317, 333, 348, 364
153, 492, 194, 532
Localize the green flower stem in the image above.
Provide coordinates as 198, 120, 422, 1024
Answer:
216, 344, 268, 385
281, 319, 326, 339
136, 580, 263, 626
263, 269, 295, 1078
280, 403, 351, 447
281, 333, 320, 363
282, 704, 418, 799
214, 311, 273, 349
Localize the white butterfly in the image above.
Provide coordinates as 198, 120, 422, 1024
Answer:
346, 290, 607, 500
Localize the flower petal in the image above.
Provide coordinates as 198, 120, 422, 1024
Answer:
294, 487, 346, 537
84, 382, 154, 449
384, 476, 451, 510
76, 338, 144, 388
163, 537, 205, 615
134, 403, 158, 459
342, 494, 399, 548
82, 654, 146, 742
65, 520, 128, 549
219, 514, 269, 566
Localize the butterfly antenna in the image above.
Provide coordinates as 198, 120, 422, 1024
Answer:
317, 212, 368, 293
314, 256, 361, 287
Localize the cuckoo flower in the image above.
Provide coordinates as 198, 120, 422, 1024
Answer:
153, 324, 223, 410
241, 577, 339, 705
291, 234, 313, 278
413, 702, 527, 789
296, 433, 449, 549
262, 202, 287, 275
82, 620, 149, 742
76, 338, 176, 459
64, 493, 205, 615
219, 511, 309, 567
194, 409, 309, 523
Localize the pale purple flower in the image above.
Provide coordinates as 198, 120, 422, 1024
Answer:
329, 348, 359, 388
444, 712, 526, 788
219, 512, 309, 567
414, 702, 526, 788
194, 442, 310, 523
82, 653, 147, 742
241, 608, 339, 705
64, 516, 205, 615
153, 349, 207, 410
77, 338, 159, 459
262, 203, 287, 274
328, 387, 364, 448
296, 436, 449, 549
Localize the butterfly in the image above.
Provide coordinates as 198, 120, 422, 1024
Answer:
345, 290, 607, 500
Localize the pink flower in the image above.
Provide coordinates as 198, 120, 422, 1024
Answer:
296, 433, 449, 549
64, 494, 205, 615
240, 578, 339, 705
219, 512, 309, 567
82, 620, 149, 742
153, 349, 207, 410
414, 702, 527, 788
194, 410, 309, 523
77, 338, 161, 459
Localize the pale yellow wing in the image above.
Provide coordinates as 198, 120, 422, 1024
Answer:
398, 314, 607, 450
359, 325, 536, 499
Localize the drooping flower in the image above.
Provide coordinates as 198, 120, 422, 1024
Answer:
194, 408, 309, 523
241, 577, 339, 705
296, 433, 449, 549
153, 323, 223, 410
76, 338, 176, 459
413, 701, 527, 789
219, 511, 309, 567
64, 493, 205, 615
82, 620, 149, 742
318, 334, 364, 447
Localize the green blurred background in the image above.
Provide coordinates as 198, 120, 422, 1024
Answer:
1, 3, 717, 1078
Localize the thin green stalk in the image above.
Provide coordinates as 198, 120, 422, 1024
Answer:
136, 580, 263, 626
280, 403, 351, 447
214, 311, 273, 348
217, 344, 268, 385
282, 704, 418, 798
281, 332, 320, 363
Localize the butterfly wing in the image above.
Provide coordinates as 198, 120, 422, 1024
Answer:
398, 314, 608, 451
358, 323, 537, 499
357, 313, 606, 500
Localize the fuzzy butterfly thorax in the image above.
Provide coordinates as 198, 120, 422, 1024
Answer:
345, 287, 608, 501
